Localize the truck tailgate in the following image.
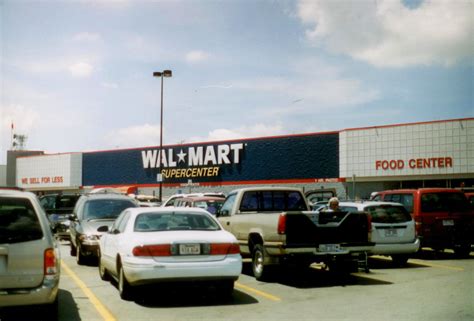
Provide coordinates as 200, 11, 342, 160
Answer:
285, 211, 371, 246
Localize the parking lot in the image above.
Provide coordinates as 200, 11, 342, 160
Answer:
1, 242, 472, 321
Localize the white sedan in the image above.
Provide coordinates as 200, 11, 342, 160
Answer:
98, 207, 242, 300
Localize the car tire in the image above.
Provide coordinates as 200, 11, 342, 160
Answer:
76, 244, 85, 265
43, 295, 59, 321
70, 242, 77, 256
454, 244, 471, 258
252, 244, 274, 281
391, 254, 409, 266
217, 280, 234, 299
118, 264, 133, 301
98, 255, 110, 281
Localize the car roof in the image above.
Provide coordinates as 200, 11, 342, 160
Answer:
179, 196, 225, 202
0, 188, 36, 198
80, 192, 136, 200
230, 186, 303, 193
339, 201, 406, 209
378, 188, 464, 194
126, 206, 211, 217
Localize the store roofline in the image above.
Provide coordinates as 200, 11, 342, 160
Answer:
341, 117, 473, 132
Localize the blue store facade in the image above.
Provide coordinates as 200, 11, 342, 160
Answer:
82, 131, 343, 196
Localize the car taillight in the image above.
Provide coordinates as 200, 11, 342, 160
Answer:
366, 214, 372, 240
210, 243, 240, 255
132, 244, 171, 256
277, 213, 286, 234
415, 217, 422, 236
44, 248, 57, 275
366, 214, 372, 232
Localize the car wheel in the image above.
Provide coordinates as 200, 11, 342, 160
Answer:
217, 280, 234, 299
118, 265, 133, 301
252, 244, 274, 281
70, 242, 77, 256
76, 243, 85, 265
43, 295, 59, 321
391, 254, 409, 266
454, 244, 471, 258
98, 255, 110, 281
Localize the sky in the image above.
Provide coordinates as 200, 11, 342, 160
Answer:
0, 0, 472, 163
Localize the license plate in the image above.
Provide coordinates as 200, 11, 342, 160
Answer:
318, 244, 341, 252
442, 219, 454, 226
385, 228, 398, 237
179, 244, 200, 255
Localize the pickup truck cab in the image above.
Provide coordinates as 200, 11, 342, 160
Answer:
376, 188, 473, 257
217, 187, 374, 280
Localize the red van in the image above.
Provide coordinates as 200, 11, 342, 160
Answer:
376, 188, 473, 257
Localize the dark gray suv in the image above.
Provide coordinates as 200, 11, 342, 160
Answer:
69, 192, 138, 265
0, 188, 60, 319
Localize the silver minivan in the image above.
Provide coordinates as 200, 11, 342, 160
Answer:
0, 188, 60, 319
338, 201, 420, 265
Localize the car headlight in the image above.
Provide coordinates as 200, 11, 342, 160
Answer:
79, 234, 101, 241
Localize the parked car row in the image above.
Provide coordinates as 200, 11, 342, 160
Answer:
1, 186, 472, 318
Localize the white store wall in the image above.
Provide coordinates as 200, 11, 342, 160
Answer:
340, 119, 474, 179
16, 153, 83, 190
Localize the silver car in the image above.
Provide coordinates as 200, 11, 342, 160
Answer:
337, 201, 420, 266
0, 188, 60, 319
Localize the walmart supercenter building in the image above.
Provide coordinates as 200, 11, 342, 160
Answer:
10, 118, 474, 199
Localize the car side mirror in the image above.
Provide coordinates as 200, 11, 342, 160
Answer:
218, 209, 229, 217
68, 214, 78, 221
97, 225, 109, 233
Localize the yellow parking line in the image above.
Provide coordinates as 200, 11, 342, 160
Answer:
235, 282, 281, 301
62, 260, 117, 321
371, 255, 464, 272
408, 259, 464, 271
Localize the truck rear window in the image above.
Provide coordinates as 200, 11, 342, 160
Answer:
0, 197, 43, 244
240, 191, 307, 212
365, 205, 412, 223
421, 193, 471, 213
383, 194, 414, 213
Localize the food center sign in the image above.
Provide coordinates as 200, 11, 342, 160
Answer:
375, 157, 453, 171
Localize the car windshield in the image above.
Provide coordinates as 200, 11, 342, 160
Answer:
240, 191, 307, 212
194, 200, 224, 215
83, 199, 137, 220
339, 206, 358, 213
365, 205, 412, 223
134, 212, 221, 232
421, 192, 471, 212
0, 197, 43, 244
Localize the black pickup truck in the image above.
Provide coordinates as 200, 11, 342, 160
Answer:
217, 187, 374, 280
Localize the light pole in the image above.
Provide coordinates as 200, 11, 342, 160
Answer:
153, 70, 172, 203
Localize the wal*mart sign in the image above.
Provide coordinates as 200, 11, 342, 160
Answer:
141, 143, 244, 168
82, 132, 339, 186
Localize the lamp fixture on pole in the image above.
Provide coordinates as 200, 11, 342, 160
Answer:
153, 70, 172, 203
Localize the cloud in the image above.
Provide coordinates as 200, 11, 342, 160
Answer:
185, 50, 211, 64
72, 32, 102, 42
233, 76, 379, 109
1, 105, 40, 134
101, 82, 119, 89
68, 62, 94, 78
297, 0, 473, 67
104, 124, 160, 149
188, 123, 285, 143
